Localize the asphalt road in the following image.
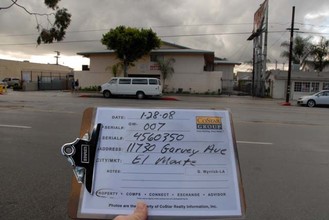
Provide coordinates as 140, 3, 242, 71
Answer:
0, 91, 329, 220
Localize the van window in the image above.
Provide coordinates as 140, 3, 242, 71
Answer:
119, 79, 131, 84
132, 79, 148, 85
109, 79, 117, 84
149, 79, 159, 85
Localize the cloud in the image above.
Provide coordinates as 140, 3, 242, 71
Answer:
1, 0, 328, 70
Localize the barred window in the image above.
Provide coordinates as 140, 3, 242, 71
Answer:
301, 82, 310, 92
311, 82, 319, 92
323, 82, 329, 90
294, 82, 311, 92
294, 82, 302, 92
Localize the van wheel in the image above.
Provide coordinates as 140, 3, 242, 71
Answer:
136, 91, 145, 99
103, 90, 111, 98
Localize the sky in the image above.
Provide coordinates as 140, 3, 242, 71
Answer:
0, 0, 329, 71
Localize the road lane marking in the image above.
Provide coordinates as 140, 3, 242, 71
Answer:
237, 141, 273, 145
0, 124, 32, 129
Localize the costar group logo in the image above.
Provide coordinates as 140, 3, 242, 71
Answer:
196, 116, 222, 131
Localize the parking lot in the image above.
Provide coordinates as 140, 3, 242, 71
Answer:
1, 90, 329, 220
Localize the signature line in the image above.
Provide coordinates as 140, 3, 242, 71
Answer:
237, 141, 273, 145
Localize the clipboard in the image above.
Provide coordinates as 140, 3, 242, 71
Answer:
62, 107, 246, 219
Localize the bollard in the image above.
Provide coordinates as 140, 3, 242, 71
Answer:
0, 83, 7, 95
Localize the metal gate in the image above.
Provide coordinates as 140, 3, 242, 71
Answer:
38, 73, 70, 90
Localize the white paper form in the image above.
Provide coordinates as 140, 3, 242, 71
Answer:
78, 107, 244, 219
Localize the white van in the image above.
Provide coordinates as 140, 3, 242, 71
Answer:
101, 77, 162, 99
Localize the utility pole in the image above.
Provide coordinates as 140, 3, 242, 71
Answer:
261, 0, 269, 97
54, 51, 60, 65
283, 6, 298, 106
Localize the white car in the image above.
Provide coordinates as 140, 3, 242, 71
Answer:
297, 90, 329, 107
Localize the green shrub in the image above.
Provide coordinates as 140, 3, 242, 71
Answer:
80, 85, 101, 92
13, 85, 22, 91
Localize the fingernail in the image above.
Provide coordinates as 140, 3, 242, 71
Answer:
136, 201, 147, 211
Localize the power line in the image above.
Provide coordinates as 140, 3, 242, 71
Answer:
0, 20, 326, 37
0, 21, 299, 38
296, 31, 329, 36
295, 22, 329, 28
0, 31, 290, 46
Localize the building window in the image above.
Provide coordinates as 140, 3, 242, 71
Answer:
311, 82, 319, 92
301, 82, 310, 92
294, 82, 302, 92
323, 82, 329, 90
294, 82, 309, 92
294, 82, 320, 92
150, 55, 164, 62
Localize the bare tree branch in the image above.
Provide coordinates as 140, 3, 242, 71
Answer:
0, 0, 18, 10
10, 0, 55, 16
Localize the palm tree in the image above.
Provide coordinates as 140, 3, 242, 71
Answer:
281, 35, 312, 69
309, 37, 329, 72
105, 63, 123, 77
157, 58, 175, 92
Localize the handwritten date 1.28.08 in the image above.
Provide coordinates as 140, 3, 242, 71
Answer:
140, 111, 176, 120
133, 132, 184, 142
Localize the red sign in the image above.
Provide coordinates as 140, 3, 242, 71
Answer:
150, 64, 160, 71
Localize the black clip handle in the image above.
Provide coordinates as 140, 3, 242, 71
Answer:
61, 123, 102, 194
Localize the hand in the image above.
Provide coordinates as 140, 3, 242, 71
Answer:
114, 201, 148, 220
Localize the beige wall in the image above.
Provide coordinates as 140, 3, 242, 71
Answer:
89, 54, 118, 74
0, 59, 73, 80
76, 52, 223, 93
215, 64, 234, 80
166, 71, 222, 93
75, 71, 112, 88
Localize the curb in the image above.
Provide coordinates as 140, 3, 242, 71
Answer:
78, 94, 179, 101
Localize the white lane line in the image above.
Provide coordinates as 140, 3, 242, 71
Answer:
237, 141, 273, 145
0, 124, 32, 129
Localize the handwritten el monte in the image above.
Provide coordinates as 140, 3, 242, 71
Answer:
77, 107, 245, 219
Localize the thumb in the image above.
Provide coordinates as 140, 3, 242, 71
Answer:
131, 201, 148, 220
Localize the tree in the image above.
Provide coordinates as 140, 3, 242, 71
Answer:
281, 35, 312, 69
101, 26, 161, 77
0, 0, 71, 44
309, 37, 329, 72
157, 58, 175, 92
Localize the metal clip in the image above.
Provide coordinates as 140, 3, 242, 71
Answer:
61, 123, 102, 194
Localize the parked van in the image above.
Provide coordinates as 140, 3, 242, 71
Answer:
101, 77, 162, 99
